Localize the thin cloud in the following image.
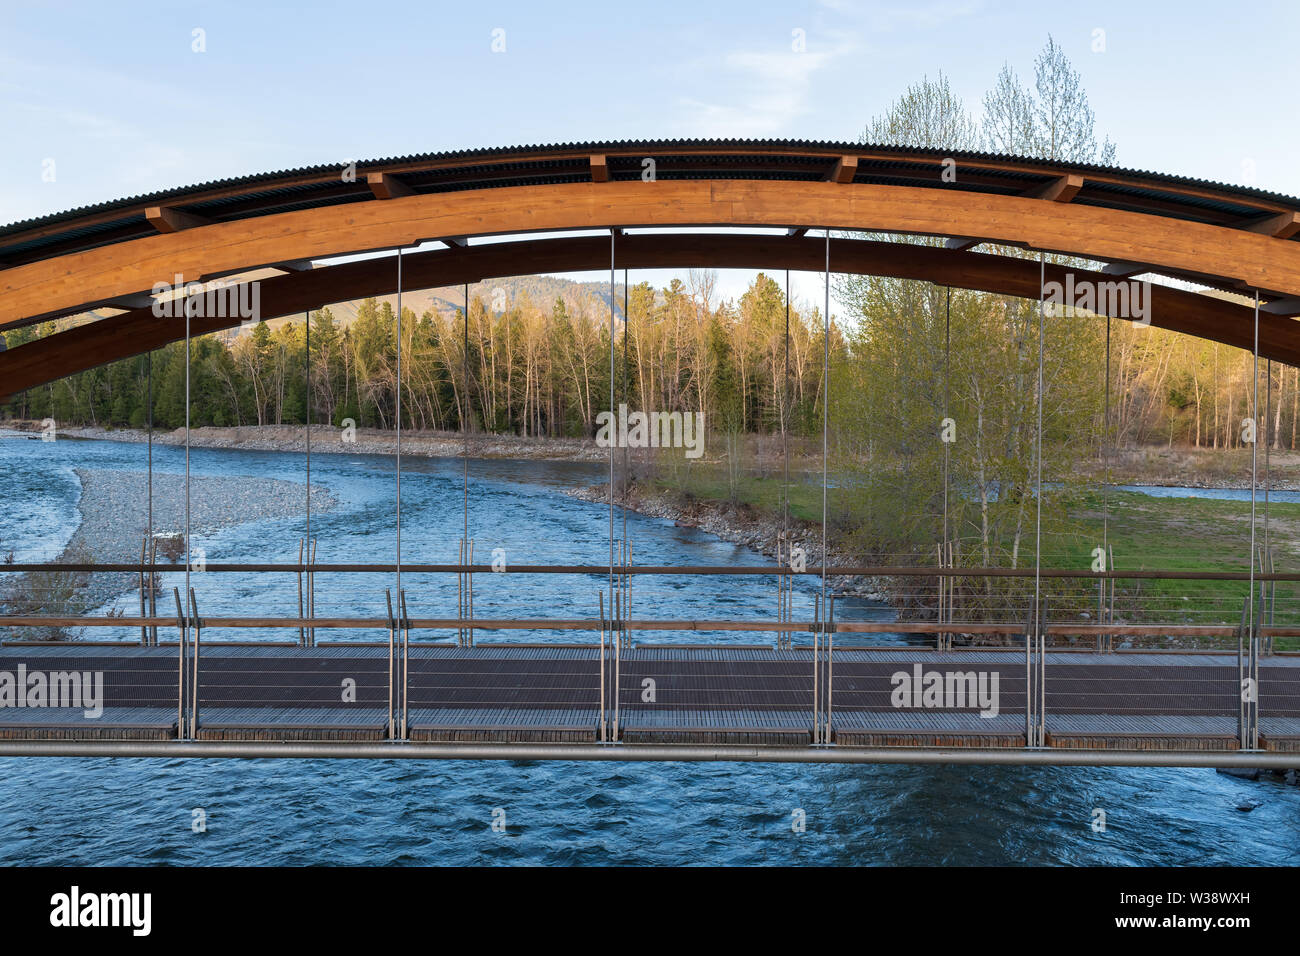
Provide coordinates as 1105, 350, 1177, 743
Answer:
818, 0, 984, 30
677, 42, 850, 137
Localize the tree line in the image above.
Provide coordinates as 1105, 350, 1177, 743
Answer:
2, 275, 836, 441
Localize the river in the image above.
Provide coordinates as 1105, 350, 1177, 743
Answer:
0, 431, 1297, 865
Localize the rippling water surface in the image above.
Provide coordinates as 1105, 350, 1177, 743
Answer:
1, 431, 1297, 865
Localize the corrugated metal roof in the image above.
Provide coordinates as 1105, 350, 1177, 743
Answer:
4, 138, 1297, 239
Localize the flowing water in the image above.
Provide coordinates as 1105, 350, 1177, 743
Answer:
0, 431, 1297, 865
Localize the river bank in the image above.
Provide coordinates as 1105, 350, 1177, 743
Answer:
9, 421, 614, 463
8, 420, 1300, 490
568, 477, 1300, 652
568, 479, 890, 603
1096, 445, 1300, 490
1, 467, 338, 638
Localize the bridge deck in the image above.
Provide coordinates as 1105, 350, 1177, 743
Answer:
2, 644, 1297, 751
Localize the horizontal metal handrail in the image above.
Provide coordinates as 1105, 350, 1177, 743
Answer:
3, 561, 1299, 580
10, 638, 1278, 654
0, 740, 1295, 767
0, 614, 1257, 636
2, 561, 1300, 582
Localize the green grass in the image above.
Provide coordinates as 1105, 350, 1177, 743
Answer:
652, 470, 825, 524
1061, 488, 1299, 650
649, 467, 1299, 650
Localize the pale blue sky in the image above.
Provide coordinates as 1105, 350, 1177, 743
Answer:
2, 0, 1296, 304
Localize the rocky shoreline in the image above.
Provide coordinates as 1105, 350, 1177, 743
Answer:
2, 468, 338, 638
9, 422, 613, 464
567, 480, 890, 603
565, 479, 1275, 652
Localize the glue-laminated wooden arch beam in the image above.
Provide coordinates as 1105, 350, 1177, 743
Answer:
3, 179, 1300, 332
3, 233, 1293, 400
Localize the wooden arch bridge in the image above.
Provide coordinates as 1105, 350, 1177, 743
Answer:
1, 140, 1299, 765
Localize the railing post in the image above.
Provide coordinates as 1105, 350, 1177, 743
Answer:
619, 538, 632, 653
598, 591, 607, 743
308, 537, 317, 647
948, 540, 956, 650
1096, 552, 1105, 653
776, 536, 787, 651
1250, 609, 1261, 750
467, 539, 475, 648
936, 542, 944, 651
456, 538, 475, 648
812, 593, 821, 745
1266, 546, 1275, 656
613, 586, 621, 742
399, 589, 410, 740
1237, 596, 1249, 748
1107, 545, 1115, 653
825, 593, 834, 745
188, 588, 201, 739
148, 538, 159, 645
1038, 598, 1047, 748
296, 538, 305, 647
138, 535, 148, 645
456, 539, 464, 647
173, 587, 187, 741
1024, 598, 1036, 747
385, 589, 396, 740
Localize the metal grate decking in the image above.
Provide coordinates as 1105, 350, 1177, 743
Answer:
1, 644, 1296, 752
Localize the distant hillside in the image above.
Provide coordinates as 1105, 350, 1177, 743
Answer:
241, 275, 629, 337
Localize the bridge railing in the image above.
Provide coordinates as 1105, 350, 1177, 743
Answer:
1, 560, 1296, 646
1, 560, 1290, 747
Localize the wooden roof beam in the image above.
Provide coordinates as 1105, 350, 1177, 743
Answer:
1262, 297, 1300, 316
590, 155, 609, 183
1102, 261, 1150, 277
1238, 210, 1300, 239
8, 178, 1300, 327
829, 155, 858, 184
1023, 174, 1084, 203
274, 260, 315, 273
366, 173, 414, 200
145, 205, 213, 234
104, 293, 157, 310
10, 233, 1300, 399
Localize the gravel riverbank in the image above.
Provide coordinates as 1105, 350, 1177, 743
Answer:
2, 468, 337, 636
66, 468, 338, 563
40, 423, 613, 463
